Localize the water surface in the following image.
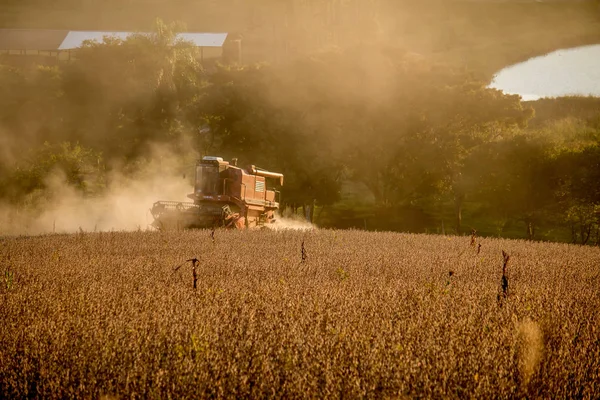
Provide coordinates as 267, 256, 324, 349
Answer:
490, 44, 600, 101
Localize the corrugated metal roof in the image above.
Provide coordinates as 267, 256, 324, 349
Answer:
0, 29, 228, 50
0, 29, 68, 50
58, 31, 132, 50
178, 33, 228, 48
58, 31, 228, 50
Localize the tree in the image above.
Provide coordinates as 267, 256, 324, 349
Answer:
61, 19, 204, 163
199, 62, 344, 211
551, 118, 600, 243
1, 142, 103, 205
470, 133, 557, 240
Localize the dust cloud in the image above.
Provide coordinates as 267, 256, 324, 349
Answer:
0, 169, 317, 235
268, 215, 315, 231
0, 149, 193, 236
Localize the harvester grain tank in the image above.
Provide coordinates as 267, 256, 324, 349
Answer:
150, 156, 283, 230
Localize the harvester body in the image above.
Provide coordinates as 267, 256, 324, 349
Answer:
151, 156, 283, 230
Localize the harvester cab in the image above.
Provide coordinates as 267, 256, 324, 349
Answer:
150, 156, 283, 230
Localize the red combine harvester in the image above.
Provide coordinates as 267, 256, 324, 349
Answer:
150, 156, 284, 230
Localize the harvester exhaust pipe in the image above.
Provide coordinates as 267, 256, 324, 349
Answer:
249, 165, 284, 185
232, 158, 238, 166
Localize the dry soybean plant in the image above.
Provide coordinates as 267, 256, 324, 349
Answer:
0, 230, 599, 399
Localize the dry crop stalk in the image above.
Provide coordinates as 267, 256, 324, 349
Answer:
477, 243, 482, 254
188, 258, 199, 289
498, 250, 510, 306
173, 258, 200, 289
300, 240, 307, 264
210, 228, 215, 244
470, 229, 477, 247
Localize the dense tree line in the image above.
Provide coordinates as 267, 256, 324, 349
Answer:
0, 22, 599, 243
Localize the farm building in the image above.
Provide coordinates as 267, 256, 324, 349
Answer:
0, 29, 241, 67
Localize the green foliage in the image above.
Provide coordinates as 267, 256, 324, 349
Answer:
0, 19, 599, 242
3, 269, 13, 291
60, 19, 205, 161
0, 65, 63, 143
564, 204, 600, 245
1, 142, 103, 204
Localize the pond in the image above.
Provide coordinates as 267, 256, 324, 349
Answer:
489, 44, 600, 101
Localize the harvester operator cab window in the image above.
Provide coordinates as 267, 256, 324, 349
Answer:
195, 165, 220, 196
